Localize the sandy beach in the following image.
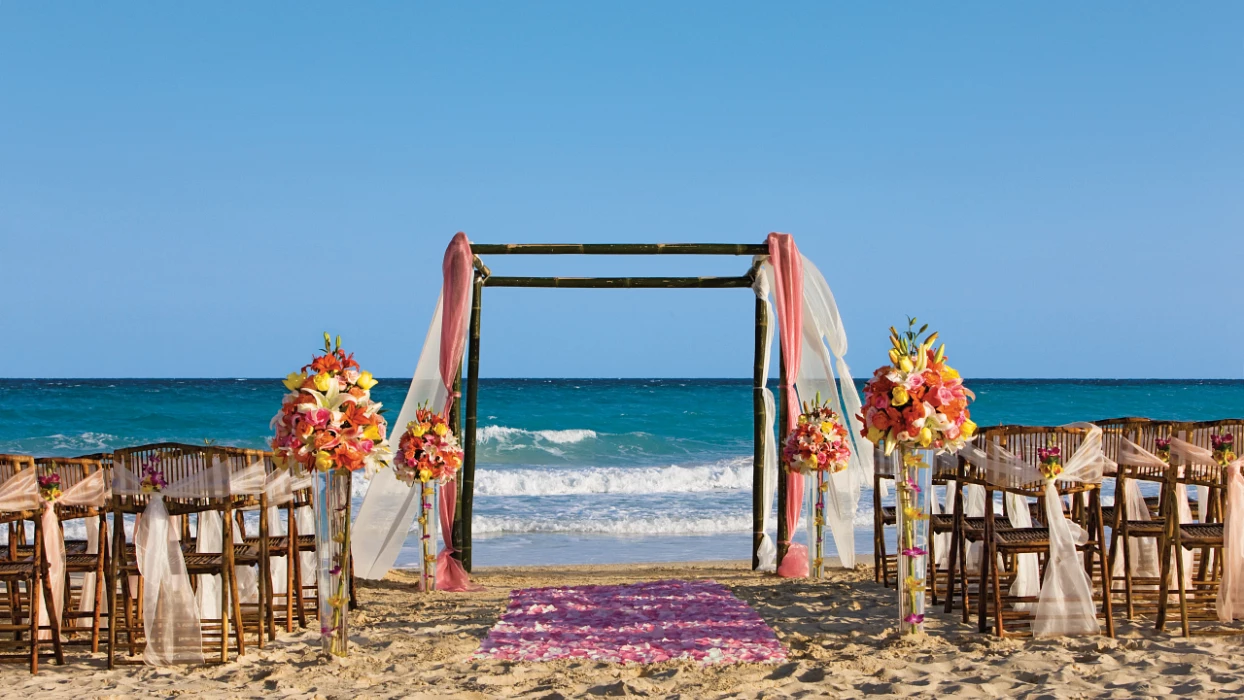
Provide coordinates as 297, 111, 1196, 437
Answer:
3, 560, 1244, 699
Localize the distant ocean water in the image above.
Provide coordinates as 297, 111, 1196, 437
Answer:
2, 378, 1242, 567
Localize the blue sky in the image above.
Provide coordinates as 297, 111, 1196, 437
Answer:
2, 4, 1241, 379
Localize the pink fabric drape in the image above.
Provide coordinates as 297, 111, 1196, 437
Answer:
440, 232, 474, 416
1218, 458, 1244, 621
768, 232, 808, 578
436, 232, 480, 591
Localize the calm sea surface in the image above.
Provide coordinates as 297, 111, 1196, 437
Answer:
2, 378, 1242, 566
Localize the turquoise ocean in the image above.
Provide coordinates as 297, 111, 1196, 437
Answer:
2, 379, 1242, 567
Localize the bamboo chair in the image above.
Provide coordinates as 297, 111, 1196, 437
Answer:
31, 457, 109, 652
872, 446, 897, 586
1156, 419, 1244, 636
1103, 420, 1174, 620
942, 425, 1011, 621
978, 426, 1114, 638
927, 451, 958, 606
205, 446, 268, 650
267, 462, 318, 632
106, 443, 248, 667
0, 454, 64, 673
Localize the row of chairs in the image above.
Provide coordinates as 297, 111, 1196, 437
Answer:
0, 443, 324, 672
873, 417, 1244, 638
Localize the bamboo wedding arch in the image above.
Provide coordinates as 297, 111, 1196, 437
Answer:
448, 242, 794, 572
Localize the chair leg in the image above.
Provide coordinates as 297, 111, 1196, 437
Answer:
1094, 497, 1114, 637
1174, 528, 1190, 637
990, 545, 1005, 637
1156, 509, 1173, 633
29, 574, 41, 674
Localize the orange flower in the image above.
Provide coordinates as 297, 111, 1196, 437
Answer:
342, 403, 374, 427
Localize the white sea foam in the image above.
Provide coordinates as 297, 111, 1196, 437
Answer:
473, 459, 752, 497
473, 514, 756, 536
477, 425, 598, 445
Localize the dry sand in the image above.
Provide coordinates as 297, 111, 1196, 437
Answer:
7, 560, 1244, 698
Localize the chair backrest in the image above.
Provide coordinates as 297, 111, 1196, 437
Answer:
111, 442, 219, 516
1094, 416, 1150, 463
208, 445, 271, 510
991, 425, 1098, 495
1115, 420, 1180, 484
1176, 419, 1244, 489
34, 456, 109, 521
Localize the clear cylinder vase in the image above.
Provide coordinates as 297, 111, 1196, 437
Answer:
419, 480, 437, 592
314, 467, 352, 656
809, 470, 827, 580
895, 447, 931, 635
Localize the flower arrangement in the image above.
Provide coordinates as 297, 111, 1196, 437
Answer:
782, 394, 852, 580
37, 474, 62, 502
140, 456, 168, 493
270, 333, 392, 477
394, 407, 464, 486
394, 406, 464, 593
1155, 437, 1172, 463
782, 395, 852, 475
1037, 444, 1063, 481
858, 318, 976, 456
1212, 432, 1237, 466
859, 317, 972, 636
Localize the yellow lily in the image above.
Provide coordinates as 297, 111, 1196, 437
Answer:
356, 371, 378, 391
284, 372, 307, 391
362, 424, 382, 441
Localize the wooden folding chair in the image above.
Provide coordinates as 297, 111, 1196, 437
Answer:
0, 454, 64, 673
979, 425, 1114, 638
32, 457, 110, 652
106, 443, 248, 666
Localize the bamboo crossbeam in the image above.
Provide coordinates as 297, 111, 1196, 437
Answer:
752, 296, 768, 571
460, 273, 484, 572
484, 276, 755, 289
471, 243, 768, 256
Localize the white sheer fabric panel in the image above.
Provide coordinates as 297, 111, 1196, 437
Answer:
793, 255, 867, 570
1004, 491, 1040, 611
1112, 439, 1165, 580
196, 459, 265, 618
354, 293, 459, 579
41, 469, 109, 636
752, 262, 779, 572
0, 470, 41, 511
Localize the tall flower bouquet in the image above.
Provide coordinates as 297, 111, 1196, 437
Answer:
271, 333, 392, 657
394, 407, 464, 592
859, 318, 975, 635
782, 394, 851, 580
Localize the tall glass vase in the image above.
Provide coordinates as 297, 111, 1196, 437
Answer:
418, 479, 437, 592
895, 447, 931, 635
314, 467, 352, 657
810, 470, 827, 580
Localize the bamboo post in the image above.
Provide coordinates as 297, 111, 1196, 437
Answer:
450, 366, 464, 560
752, 296, 767, 570
460, 273, 483, 572
776, 353, 789, 568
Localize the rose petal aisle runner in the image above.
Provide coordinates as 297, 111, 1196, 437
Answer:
475, 579, 787, 664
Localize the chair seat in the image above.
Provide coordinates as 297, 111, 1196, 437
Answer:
0, 560, 37, 578
1179, 523, 1223, 545
880, 506, 896, 525
931, 513, 955, 531
65, 553, 103, 569
994, 527, 1050, 546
